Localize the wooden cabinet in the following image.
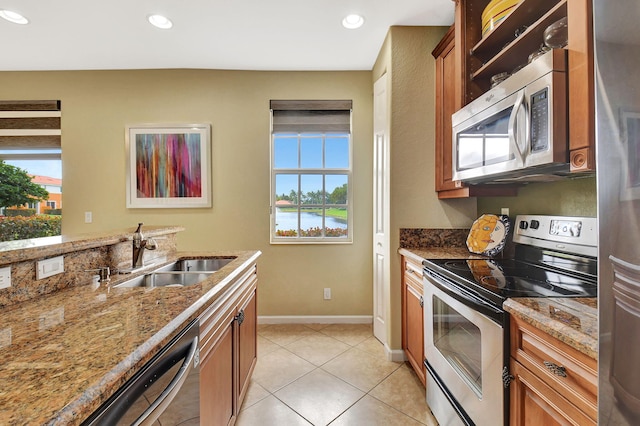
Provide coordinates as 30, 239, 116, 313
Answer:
401, 255, 426, 385
199, 264, 258, 426
432, 25, 519, 199
509, 315, 597, 425
453, 0, 595, 172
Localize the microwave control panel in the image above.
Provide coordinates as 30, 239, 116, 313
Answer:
530, 88, 549, 152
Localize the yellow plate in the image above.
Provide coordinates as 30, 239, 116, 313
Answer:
481, 0, 520, 37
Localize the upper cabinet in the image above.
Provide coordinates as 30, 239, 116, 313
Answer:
434, 0, 595, 198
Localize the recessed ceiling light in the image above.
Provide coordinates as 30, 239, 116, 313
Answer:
148, 14, 173, 29
0, 9, 29, 25
342, 14, 364, 30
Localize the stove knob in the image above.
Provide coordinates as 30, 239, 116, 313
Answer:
530, 220, 540, 230
519, 221, 528, 230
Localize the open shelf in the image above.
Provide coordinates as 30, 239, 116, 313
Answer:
470, 0, 567, 82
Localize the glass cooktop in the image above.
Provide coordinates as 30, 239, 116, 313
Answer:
423, 257, 597, 306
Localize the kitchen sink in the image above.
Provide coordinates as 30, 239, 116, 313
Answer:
113, 257, 236, 288
176, 257, 235, 272
115, 271, 214, 288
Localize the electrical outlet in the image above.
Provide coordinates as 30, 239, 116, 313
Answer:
323, 288, 331, 300
0, 267, 10, 289
36, 256, 65, 280
85, 211, 92, 223
501, 207, 510, 216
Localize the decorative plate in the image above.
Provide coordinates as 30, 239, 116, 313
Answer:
466, 214, 510, 256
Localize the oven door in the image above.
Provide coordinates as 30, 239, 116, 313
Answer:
424, 271, 506, 426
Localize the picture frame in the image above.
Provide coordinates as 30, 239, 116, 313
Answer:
620, 110, 640, 201
126, 123, 211, 208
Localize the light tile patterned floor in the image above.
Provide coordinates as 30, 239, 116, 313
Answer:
237, 323, 439, 426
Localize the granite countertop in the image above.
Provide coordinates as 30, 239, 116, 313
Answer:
504, 298, 598, 360
398, 247, 486, 262
0, 250, 260, 425
0, 226, 185, 266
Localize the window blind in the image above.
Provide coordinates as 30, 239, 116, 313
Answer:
270, 100, 352, 133
0, 101, 61, 156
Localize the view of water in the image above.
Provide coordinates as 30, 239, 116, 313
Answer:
275, 211, 347, 231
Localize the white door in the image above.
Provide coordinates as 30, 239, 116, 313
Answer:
373, 74, 390, 345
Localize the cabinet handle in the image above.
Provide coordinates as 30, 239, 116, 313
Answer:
235, 309, 245, 326
419, 296, 424, 308
543, 361, 567, 377
502, 366, 514, 388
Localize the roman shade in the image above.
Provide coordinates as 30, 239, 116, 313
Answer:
0, 100, 61, 160
270, 100, 352, 133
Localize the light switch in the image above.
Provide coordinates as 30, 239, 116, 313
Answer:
36, 256, 65, 280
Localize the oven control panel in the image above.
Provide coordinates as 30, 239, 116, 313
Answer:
513, 215, 597, 256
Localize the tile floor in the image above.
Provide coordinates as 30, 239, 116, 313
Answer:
236, 323, 439, 426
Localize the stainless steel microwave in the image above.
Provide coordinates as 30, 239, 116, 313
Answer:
452, 50, 568, 184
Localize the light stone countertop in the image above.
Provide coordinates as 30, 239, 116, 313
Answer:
0, 226, 185, 266
504, 297, 598, 360
0, 249, 261, 425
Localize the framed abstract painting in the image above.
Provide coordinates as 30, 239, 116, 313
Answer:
126, 123, 211, 208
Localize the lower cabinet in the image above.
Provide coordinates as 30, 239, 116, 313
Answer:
401, 255, 426, 386
199, 264, 258, 426
509, 315, 597, 426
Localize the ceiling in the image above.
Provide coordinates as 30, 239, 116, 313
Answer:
0, 0, 455, 72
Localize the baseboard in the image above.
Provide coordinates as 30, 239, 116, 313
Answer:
258, 315, 373, 324
385, 344, 407, 362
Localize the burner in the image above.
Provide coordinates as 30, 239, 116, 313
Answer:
479, 275, 555, 294
442, 261, 473, 271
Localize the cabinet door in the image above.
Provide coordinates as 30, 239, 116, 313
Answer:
237, 287, 257, 407
433, 26, 459, 194
200, 323, 235, 426
510, 359, 595, 426
405, 280, 425, 385
402, 257, 426, 385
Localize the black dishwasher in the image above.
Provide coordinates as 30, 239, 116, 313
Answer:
83, 319, 200, 425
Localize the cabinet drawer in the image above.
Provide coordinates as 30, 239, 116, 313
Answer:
403, 257, 424, 291
510, 316, 597, 421
510, 358, 596, 426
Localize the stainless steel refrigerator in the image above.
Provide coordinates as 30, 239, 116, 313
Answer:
596, 0, 640, 424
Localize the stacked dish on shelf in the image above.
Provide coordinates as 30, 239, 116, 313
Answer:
481, 0, 522, 38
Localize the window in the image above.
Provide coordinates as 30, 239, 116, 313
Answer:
0, 101, 62, 241
270, 100, 352, 243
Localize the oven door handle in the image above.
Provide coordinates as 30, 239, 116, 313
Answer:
133, 335, 199, 426
425, 271, 504, 322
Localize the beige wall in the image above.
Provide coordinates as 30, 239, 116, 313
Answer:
477, 176, 597, 217
0, 69, 374, 317
372, 26, 478, 349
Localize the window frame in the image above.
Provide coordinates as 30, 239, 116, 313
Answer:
270, 129, 353, 245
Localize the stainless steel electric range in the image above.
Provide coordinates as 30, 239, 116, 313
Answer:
422, 215, 598, 426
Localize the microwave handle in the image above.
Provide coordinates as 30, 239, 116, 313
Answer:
508, 90, 528, 165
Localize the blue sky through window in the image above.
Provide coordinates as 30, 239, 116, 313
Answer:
273, 133, 349, 199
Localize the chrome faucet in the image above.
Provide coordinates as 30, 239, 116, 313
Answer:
132, 223, 157, 268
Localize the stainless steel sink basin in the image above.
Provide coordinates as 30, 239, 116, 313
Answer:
115, 271, 213, 288
113, 257, 235, 288
178, 258, 235, 272
152, 257, 236, 273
